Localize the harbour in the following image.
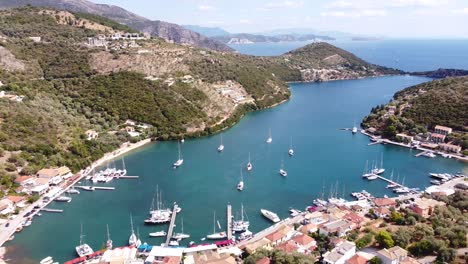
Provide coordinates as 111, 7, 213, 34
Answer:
5, 76, 467, 263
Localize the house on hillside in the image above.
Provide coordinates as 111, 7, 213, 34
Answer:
0, 199, 14, 215
438, 143, 462, 153
410, 198, 445, 218
319, 219, 352, 237
323, 241, 356, 264
85, 129, 99, 140
376, 246, 407, 264
373, 198, 397, 208
430, 133, 445, 143
434, 125, 452, 135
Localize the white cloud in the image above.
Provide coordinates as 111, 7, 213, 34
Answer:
452, 7, 468, 15
198, 4, 215, 11
326, 0, 448, 9
239, 19, 251, 24
264, 0, 304, 9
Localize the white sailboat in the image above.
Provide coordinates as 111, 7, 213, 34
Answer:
266, 128, 272, 144
279, 160, 287, 177
75, 224, 94, 257
173, 142, 184, 168
172, 217, 190, 240
106, 224, 113, 250
246, 152, 252, 171
136, 228, 142, 248
217, 134, 224, 152
371, 153, 385, 175
206, 211, 227, 240
128, 215, 138, 247
145, 187, 171, 224
237, 167, 244, 191
232, 203, 249, 232
362, 160, 374, 178
288, 137, 294, 156
352, 121, 358, 134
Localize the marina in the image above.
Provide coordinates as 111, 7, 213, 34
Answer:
5, 75, 467, 263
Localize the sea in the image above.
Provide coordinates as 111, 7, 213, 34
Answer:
6, 39, 468, 263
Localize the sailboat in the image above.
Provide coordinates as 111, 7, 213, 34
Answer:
279, 160, 287, 177
232, 203, 249, 232
246, 152, 252, 171
288, 137, 294, 156
136, 228, 142, 248
75, 224, 94, 257
173, 142, 184, 168
55, 192, 72, 203
237, 167, 244, 191
371, 153, 385, 175
172, 217, 190, 240
106, 224, 113, 250
145, 187, 171, 224
217, 134, 224, 152
266, 128, 272, 144
352, 121, 358, 134
206, 211, 227, 240
128, 215, 138, 247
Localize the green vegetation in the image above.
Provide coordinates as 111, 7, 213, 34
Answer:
73, 12, 138, 33
244, 249, 314, 264
362, 77, 468, 149
375, 230, 394, 248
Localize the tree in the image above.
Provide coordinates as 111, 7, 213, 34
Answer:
392, 228, 412, 248
376, 230, 394, 248
369, 257, 382, 264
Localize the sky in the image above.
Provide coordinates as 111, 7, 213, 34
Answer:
89, 0, 468, 38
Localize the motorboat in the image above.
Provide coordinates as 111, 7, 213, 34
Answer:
173, 142, 184, 168
260, 209, 280, 223
266, 128, 272, 143
238, 230, 253, 240
217, 135, 224, 152
246, 152, 252, 171
149, 231, 167, 237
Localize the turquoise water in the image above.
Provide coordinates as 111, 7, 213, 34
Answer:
7, 75, 467, 263
230, 39, 468, 72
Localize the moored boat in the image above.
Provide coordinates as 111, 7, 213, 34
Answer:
232, 204, 249, 232
260, 209, 280, 223
149, 230, 166, 237
173, 142, 184, 168
206, 211, 227, 240
75, 224, 94, 257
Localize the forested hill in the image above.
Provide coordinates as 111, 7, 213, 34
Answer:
362, 76, 468, 151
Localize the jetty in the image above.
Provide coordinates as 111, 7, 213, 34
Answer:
375, 175, 404, 188
226, 204, 232, 240
415, 151, 430, 157
164, 203, 179, 246
117, 175, 139, 179
93, 186, 115, 191
41, 208, 64, 213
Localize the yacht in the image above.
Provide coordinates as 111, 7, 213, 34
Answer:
279, 160, 287, 177
260, 209, 280, 223
40, 257, 53, 264
238, 230, 253, 240
362, 160, 374, 178
352, 121, 358, 134
430, 180, 441, 185
371, 154, 385, 175
246, 152, 252, 171
366, 174, 378, 180
288, 137, 294, 156
423, 152, 436, 158
172, 217, 190, 240
168, 240, 179, 246
237, 168, 244, 191
80, 186, 95, 191
181, 138, 185, 143
75, 224, 94, 257
106, 224, 113, 250
128, 215, 138, 247
217, 135, 224, 152
232, 204, 249, 232
173, 142, 184, 168
149, 230, 167, 237
55, 195, 72, 203
66, 187, 80, 194
266, 128, 272, 144
145, 188, 171, 224
206, 212, 227, 240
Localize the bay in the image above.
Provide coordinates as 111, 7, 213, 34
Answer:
7, 75, 467, 263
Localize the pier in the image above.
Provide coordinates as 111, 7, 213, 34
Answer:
117, 175, 139, 179
415, 151, 430, 157
93, 186, 115, 190
226, 204, 232, 240
164, 203, 179, 246
41, 208, 64, 213
375, 175, 404, 188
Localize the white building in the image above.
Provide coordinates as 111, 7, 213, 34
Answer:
323, 241, 356, 264
376, 246, 408, 264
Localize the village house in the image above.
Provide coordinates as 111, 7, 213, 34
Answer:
438, 143, 462, 153
85, 129, 99, 140
374, 207, 391, 218
305, 211, 329, 225
434, 125, 452, 135
244, 238, 270, 254
28, 36, 41, 42
420, 142, 438, 150
319, 219, 352, 237
87, 34, 107, 47
430, 133, 445, 143
265, 225, 294, 247
14, 176, 35, 188
300, 223, 319, 234
396, 133, 413, 143
373, 198, 397, 208
276, 240, 299, 254
125, 119, 136, 126
37, 168, 62, 185
376, 246, 408, 264
322, 241, 356, 264
125, 126, 140, 137
291, 233, 317, 253
6, 195, 27, 208
31, 178, 50, 195
410, 198, 445, 218
346, 254, 370, 264
0, 198, 14, 215
342, 212, 365, 228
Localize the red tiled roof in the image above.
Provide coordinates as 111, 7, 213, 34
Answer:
266, 230, 286, 242
292, 234, 315, 246
374, 198, 396, 207
375, 207, 390, 215
431, 133, 445, 139
163, 256, 182, 264
6, 195, 25, 203
15, 176, 33, 183
256, 257, 271, 264
276, 241, 298, 253
343, 212, 364, 224
346, 254, 369, 264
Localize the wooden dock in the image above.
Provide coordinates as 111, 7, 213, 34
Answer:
165, 203, 178, 246
226, 204, 232, 240
41, 208, 63, 213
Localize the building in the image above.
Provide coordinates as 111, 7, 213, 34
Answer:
28, 36, 41, 42
430, 133, 445, 143
342, 212, 364, 226
300, 223, 318, 234
374, 198, 397, 208
292, 233, 317, 253
125, 119, 136, 126
0, 199, 14, 215
37, 168, 62, 185
319, 219, 352, 237
376, 246, 408, 264
323, 241, 356, 264
244, 238, 270, 254
6, 195, 26, 208
420, 142, 438, 149
276, 240, 299, 253
85, 129, 99, 140
346, 254, 370, 264
410, 198, 445, 218
374, 207, 391, 218
305, 211, 328, 225
265, 225, 293, 246
438, 143, 462, 153
87, 34, 107, 47
434, 125, 452, 135
14, 176, 35, 187
396, 133, 413, 143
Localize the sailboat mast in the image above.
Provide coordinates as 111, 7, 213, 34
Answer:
107, 224, 111, 241
213, 211, 216, 234
241, 203, 244, 222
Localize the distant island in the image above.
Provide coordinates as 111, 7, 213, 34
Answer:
211, 33, 335, 45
